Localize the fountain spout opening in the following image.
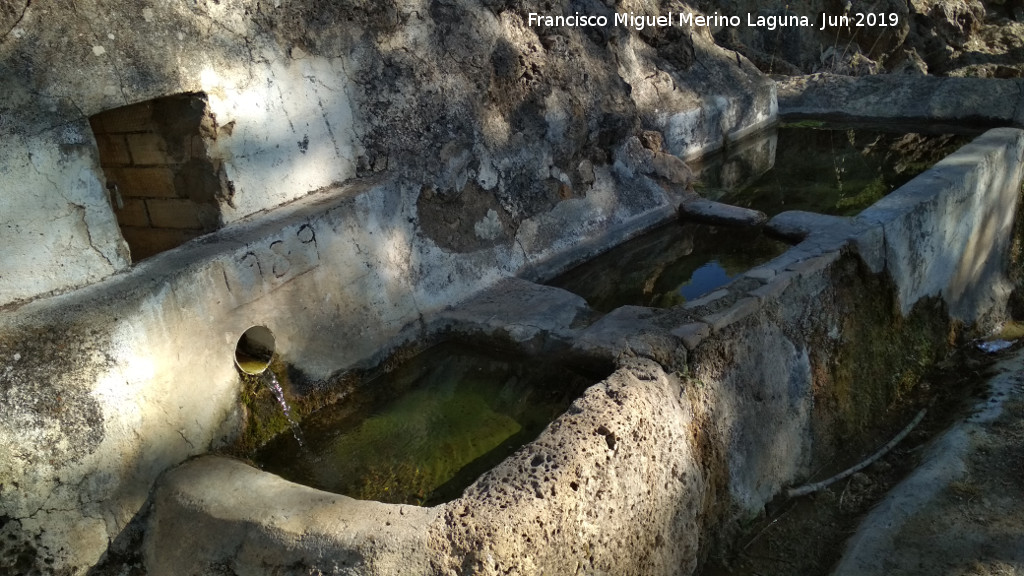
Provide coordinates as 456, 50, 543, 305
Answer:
235, 325, 275, 375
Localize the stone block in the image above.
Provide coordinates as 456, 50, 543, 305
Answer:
439, 278, 588, 347
702, 297, 760, 332
767, 210, 852, 243
684, 289, 730, 310
743, 266, 776, 282
748, 271, 795, 302
670, 322, 710, 350
786, 252, 840, 279
679, 198, 767, 227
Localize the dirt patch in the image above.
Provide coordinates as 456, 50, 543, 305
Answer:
870, 392, 1024, 575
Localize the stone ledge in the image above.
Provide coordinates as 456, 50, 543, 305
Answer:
679, 198, 768, 227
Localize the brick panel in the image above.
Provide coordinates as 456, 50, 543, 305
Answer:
125, 133, 170, 165
107, 166, 178, 198
146, 198, 202, 229
89, 92, 224, 262
115, 199, 150, 228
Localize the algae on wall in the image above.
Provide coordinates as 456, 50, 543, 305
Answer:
809, 255, 955, 462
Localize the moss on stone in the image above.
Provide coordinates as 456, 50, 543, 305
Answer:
230, 357, 300, 455
813, 255, 955, 450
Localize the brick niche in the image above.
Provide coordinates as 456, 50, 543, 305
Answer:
90, 93, 228, 261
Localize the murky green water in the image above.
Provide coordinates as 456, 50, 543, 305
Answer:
696, 123, 976, 217
254, 343, 593, 506
549, 222, 789, 312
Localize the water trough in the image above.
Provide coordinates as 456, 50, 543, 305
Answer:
141, 126, 1024, 574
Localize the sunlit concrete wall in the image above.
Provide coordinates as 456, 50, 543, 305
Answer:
0, 0, 774, 310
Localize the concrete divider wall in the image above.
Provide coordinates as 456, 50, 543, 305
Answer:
142, 127, 1024, 574
855, 128, 1024, 324
777, 74, 1024, 128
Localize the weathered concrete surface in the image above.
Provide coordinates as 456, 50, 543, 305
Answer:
832, 348, 1024, 576
777, 74, 1024, 127
0, 0, 777, 309
144, 456, 439, 576
0, 165, 677, 573
767, 211, 854, 243
572, 305, 686, 367
431, 277, 593, 353
856, 128, 1024, 324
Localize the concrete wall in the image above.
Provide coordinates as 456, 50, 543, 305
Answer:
0, 9, 779, 569
91, 94, 225, 260
0, 0, 772, 309
777, 74, 1024, 128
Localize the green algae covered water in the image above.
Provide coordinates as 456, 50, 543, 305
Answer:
698, 123, 976, 217
253, 343, 594, 506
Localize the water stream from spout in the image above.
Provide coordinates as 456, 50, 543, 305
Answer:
262, 370, 305, 447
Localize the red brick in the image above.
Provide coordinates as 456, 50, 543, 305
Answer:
115, 199, 150, 228
146, 199, 202, 229
93, 101, 154, 133
95, 134, 132, 166
88, 115, 108, 135
107, 166, 178, 198
125, 133, 169, 165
